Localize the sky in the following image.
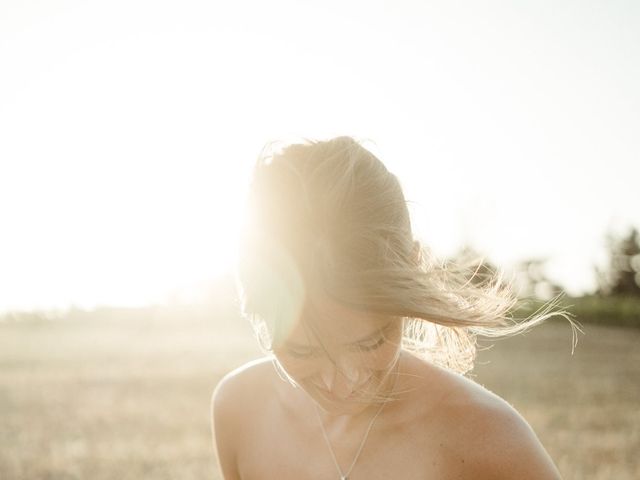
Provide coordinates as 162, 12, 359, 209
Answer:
1, 0, 638, 313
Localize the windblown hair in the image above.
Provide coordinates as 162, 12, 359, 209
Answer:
235, 136, 577, 375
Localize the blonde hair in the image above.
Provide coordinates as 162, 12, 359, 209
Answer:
235, 136, 578, 375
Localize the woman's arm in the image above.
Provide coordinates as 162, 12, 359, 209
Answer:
211, 375, 242, 480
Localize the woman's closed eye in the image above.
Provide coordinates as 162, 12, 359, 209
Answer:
355, 335, 386, 352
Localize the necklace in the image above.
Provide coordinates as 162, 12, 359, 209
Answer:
315, 400, 385, 480
314, 363, 399, 480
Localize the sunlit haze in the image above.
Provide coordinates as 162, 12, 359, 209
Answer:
1, 0, 638, 313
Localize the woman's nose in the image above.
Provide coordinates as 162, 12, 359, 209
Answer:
319, 360, 361, 399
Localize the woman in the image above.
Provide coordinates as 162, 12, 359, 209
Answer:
211, 136, 574, 479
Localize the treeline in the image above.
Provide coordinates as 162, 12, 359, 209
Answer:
447, 226, 640, 328
2, 227, 638, 329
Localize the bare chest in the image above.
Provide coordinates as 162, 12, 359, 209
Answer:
236, 409, 461, 480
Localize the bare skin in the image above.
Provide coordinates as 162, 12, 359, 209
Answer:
212, 301, 562, 479
212, 351, 562, 479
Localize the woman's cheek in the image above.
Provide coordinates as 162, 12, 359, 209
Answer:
367, 341, 401, 371
274, 354, 316, 382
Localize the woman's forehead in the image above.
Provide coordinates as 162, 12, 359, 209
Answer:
286, 299, 393, 346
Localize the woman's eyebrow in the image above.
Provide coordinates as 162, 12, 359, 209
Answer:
284, 331, 381, 350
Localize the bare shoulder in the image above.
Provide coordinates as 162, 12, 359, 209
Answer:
421, 362, 562, 479
211, 358, 277, 431
213, 357, 275, 400
210, 357, 276, 480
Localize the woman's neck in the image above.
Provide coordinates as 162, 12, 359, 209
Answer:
313, 352, 405, 429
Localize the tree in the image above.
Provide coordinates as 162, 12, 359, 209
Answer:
446, 246, 564, 300
596, 226, 640, 296
446, 245, 504, 288
512, 257, 564, 301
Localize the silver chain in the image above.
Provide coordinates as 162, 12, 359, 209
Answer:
314, 362, 399, 480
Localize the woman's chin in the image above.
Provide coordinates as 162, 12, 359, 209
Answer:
304, 385, 375, 415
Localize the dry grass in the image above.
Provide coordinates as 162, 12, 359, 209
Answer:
1, 310, 638, 479
473, 320, 640, 480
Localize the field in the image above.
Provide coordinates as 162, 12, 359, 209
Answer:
1, 307, 638, 479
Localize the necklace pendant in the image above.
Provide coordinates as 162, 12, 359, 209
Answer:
341, 477, 348, 480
